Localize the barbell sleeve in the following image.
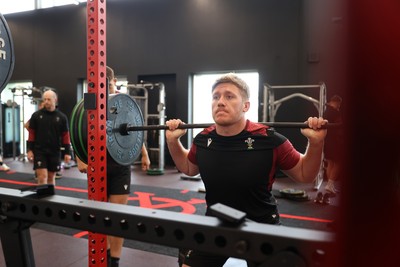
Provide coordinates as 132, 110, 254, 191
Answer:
121, 122, 340, 134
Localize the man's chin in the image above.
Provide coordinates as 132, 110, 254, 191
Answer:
214, 119, 231, 126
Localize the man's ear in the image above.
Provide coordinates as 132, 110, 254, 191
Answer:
243, 101, 250, 112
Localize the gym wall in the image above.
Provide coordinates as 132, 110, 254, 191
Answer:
3, 0, 345, 153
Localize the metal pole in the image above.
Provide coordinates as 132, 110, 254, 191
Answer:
19, 89, 27, 161
86, 0, 108, 266
12, 93, 16, 159
157, 83, 165, 171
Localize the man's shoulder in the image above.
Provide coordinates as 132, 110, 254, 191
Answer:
245, 121, 288, 144
245, 120, 274, 136
31, 109, 44, 117
55, 109, 68, 117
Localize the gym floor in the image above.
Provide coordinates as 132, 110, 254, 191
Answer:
0, 158, 338, 267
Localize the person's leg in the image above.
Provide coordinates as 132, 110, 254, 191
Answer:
325, 159, 332, 180
325, 159, 339, 194
33, 152, 49, 184
107, 194, 129, 266
47, 171, 56, 185
0, 153, 10, 171
56, 151, 63, 178
36, 168, 48, 184
47, 152, 62, 185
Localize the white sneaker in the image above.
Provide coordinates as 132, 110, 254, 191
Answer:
0, 163, 10, 171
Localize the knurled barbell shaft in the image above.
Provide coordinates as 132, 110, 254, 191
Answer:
122, 122, 340, 134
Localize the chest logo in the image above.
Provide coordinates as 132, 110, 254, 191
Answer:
207, 138, 212, 147
245, 137, 255, 149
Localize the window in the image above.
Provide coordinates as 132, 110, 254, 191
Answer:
0, 81, 35, 157
0, 0, 86, 15
0, 0, 35, 14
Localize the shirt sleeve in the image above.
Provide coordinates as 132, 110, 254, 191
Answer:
275, 139, 301, 170
187, 143, 197, 165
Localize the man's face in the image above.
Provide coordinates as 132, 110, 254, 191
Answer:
211, 83, 249, 126
109, 77, 117, 94
42, 91, 57, 111
330, 101, 341, 110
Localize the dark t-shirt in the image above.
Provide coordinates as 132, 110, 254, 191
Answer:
188, 120, 300, 222
28, 108, 70, 155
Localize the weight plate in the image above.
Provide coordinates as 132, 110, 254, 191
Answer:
70, 94, 145, 166
76, 99, 87, 160
107, 94, 144, 166
0, 13, 15, 93
70, 98, 87, 163
279, 188, 306, 196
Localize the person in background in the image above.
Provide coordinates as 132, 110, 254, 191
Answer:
0, 150, 10, 171
165, 73, 327, 267
323, 94, 343, 195
26, 89, 72, 185
76, 66, 151, 267
25, 101, 46, 180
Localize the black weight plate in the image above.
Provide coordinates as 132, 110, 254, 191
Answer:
279, 188, 306, 196
106, 94, 144, 166
0, 13, 15, 92
76, 99, 87, 161
70, 99, 87, 163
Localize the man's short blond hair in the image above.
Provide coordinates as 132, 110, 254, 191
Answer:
212, 73, 250, 100
106, 66, 115, 81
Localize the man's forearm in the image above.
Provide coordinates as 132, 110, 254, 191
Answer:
301, 140, 324, 182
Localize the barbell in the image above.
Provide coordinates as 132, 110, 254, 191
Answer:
71, 94, 338, 166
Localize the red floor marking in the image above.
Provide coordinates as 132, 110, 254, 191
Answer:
280, 213, 333, 223
180, 189, 189, 194
0, 179, 35, 186
187, 198, 206, 205
130, 192, 199, 214
73, 231, 89, 238
55, 186, 87, 193
0, 179, 87, 193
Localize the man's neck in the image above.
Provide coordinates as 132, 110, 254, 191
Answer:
215, 119, 247, 136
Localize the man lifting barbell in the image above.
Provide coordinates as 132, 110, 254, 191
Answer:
165, 73, 328, 267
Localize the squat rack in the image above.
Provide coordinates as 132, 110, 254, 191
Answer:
127, 82, 166, 174
263, 83, 326, 122
263, 83, 327, 190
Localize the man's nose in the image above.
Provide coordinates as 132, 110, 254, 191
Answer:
217, 97, 226, 105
